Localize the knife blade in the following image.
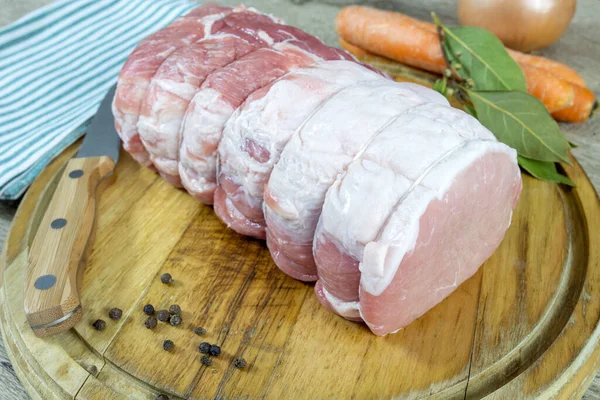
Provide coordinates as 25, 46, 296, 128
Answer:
76, 85, 120, 163
24, 85, 120, 337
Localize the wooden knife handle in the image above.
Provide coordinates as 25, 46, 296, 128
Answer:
24, 156, 115, 337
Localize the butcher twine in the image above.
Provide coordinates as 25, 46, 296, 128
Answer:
0, 0, 198, 200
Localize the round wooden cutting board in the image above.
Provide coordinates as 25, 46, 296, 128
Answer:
1, 141, 599, 400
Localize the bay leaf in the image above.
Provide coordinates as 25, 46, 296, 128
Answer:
518, 156, 575, 186
468, 90, 571, 163
436, 19, 526, 92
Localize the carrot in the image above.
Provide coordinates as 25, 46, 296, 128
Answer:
343, 37, 576, 115
336, 5, 594, 122
336, 6, 446, 74
506, 49, 586, 87
552, 84, 598, 123
340, 6, 585, 87
520, 64, 575, 113
337, 6, 586, 85
341, 37, 596, 121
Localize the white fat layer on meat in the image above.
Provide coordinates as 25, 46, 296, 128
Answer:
118, 115, 141, 144
318, 104, 495, 261
115, 81, 149, 142
115, 5, 234, 157
155, 46, 180, 59
133, 9, 352, 192
111, 99, 127, 135
180, 42, 326, 196
359, 140, 517, 296
321, 285, 361, 319
315, 103, 516, 303
179, 88, 235, 192
151, 33, 241, 100
272, 40, 325, 60
186, 88, 236, 148
137, 5, 292, 179
257, 30, 275, 45
265, 80, 448, 245
201, 10, 234, 36
154, 77, 198, 106
218, 60, 383, 209
316, 100, 517, 297
138, 31, 244, 173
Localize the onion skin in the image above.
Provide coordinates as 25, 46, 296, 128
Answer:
458, 0, 576, 52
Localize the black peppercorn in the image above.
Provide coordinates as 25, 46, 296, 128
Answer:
145, 316, 158, 329
169, 314, 182, 326
193, 327, 206, 336
108, 308, 123, 320
156, 394, 169, 400
209, 344, 221, 357
198, 342, 211, 354
163, 340, 174, 351
168, 304, 181, 315
200, 355, 212, 366
87, 365, 99, 376
157, 309, 170, 322
233, 357, 247, 369
160, 273, 173, 284
92, 319, 106, 331
143, 304, 155, 315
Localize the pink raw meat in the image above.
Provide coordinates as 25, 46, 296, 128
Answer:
263, 80, 448, 281
314, 104, 496, 315
138, 10, 333, 187
313, 104, 521, 335
215, 60, 385, 239
113, 8, 524, 335
178, 40, 353, 204
112, 3, 232, 167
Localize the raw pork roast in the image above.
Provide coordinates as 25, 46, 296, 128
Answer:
114, 3, 522, 336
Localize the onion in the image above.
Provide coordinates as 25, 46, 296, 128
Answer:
457, 0, 576, 52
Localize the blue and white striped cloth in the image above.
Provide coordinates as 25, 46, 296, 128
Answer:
0, 0, 198, 200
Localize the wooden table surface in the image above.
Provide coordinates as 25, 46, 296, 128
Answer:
0, 0, 598, 399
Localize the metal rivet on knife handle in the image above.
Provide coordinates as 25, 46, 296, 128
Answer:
34, 274, 57, 290
50, 218, 67, 229
69, 169, 84, 178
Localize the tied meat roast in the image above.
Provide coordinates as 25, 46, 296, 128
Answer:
113, 3, 522, 336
